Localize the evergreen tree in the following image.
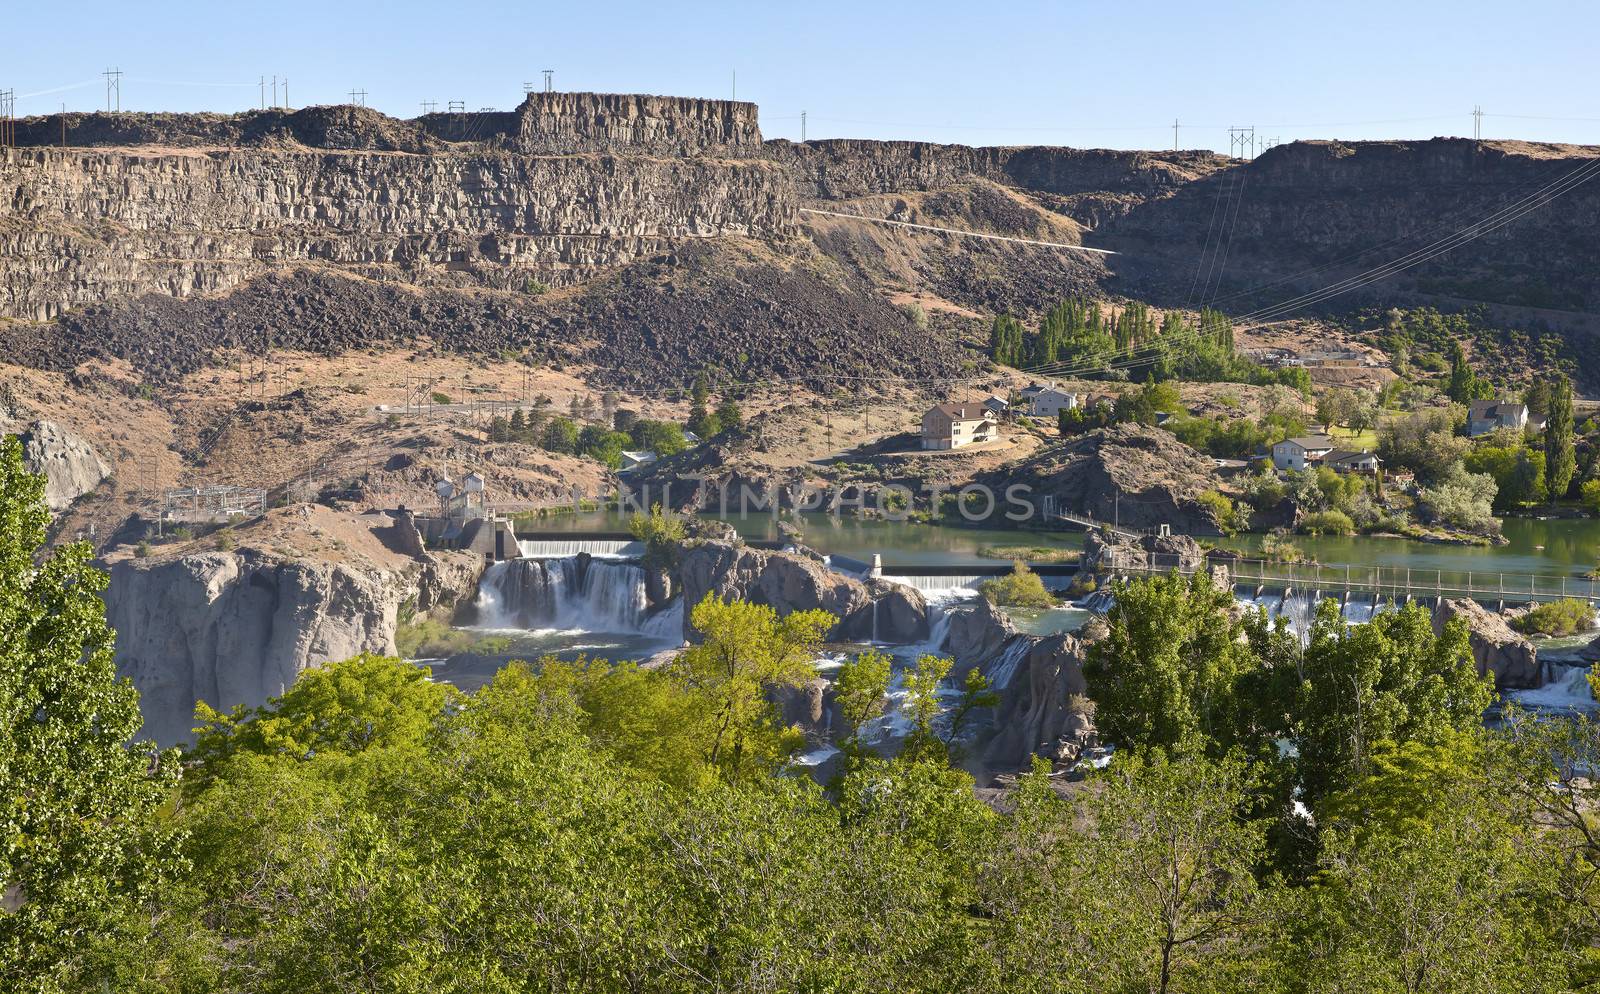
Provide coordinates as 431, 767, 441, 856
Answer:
508, 408, 527, 443
715, 395, 743, 434
1544, 373, 1577, 499
989, 314, 1027, 368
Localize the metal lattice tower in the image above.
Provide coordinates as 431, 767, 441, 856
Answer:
1228, 125, 1256, 160
0, 90, 15, 148
348, 88, 367, 108
103, 67, 122, 112
542, 70, 554, 93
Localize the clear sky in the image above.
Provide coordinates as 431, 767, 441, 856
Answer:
7, 0, 1598, 154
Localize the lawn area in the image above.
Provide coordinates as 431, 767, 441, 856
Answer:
1327, 425, 1379, 449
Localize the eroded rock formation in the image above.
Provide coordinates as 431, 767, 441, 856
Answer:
7, 418, 110, 511
1433, 597, 1542, 690
102, 507, 481, 745
675, 539, 928, 642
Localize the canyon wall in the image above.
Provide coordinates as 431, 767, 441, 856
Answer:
0, 145, 794, 320
515, 92, 763, 157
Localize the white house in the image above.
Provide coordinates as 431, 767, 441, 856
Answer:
1271, 435, 1336, 472
921, 402, 999, 450
1325, 449, 1381, 475
1029, 386, 1080, 418
619, 450, 657, 472
1467, 400, 1530, 437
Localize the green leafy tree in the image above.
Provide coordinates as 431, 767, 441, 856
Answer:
540, 415, 579, 453
631, 418, 688, 456
687, 373, 722, 439
978, 560, 1055, 608
0, 437, 183, 991
1544, 372, 1577, 499
673, 594, 832, 779
714, 395, 743, 435
1295, 600, 1491, 810
832, 648, 893, 757
1086, 571, 1265, 758
989, 313, 1028, 367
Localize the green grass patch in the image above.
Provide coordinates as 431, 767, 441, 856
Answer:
977, 545, 1080, 564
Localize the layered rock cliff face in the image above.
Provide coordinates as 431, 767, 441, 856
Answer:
101, 507, 481, 745
0, 144, 793, 320
5, 418, 111, 512
516, 92, 762, 157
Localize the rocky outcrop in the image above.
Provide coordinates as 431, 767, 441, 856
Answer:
983, 633, 1096, 771
996, 425, 1226, 535
1432, 597, 1542, 690
9, 419, 110, 511
102, 507, 482, 745
1079, 529, 1208, 574
947, 598, 1018, 671
105, 550, 403, 745
516, 92, 762, 157
674, 539, 928, 642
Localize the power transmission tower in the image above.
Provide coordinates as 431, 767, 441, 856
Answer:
1228, 125, 1255, 160
801, 111, 806, 141
1473, 105, 1483, 140
542, 70, 554, 93
271, 75, 278, 108
421, 100, 437, 114
259, 75, 266, 110
0, 91, 14, 148
282, 77, 289, 109
348, 89, 367, 107
103, 67, 122, 112
1173, 118, 1179, 151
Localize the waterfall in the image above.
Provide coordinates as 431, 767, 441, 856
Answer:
986, 637, 1033, 691
477, 557, 681, 637
881, 574, 986, 600
1509, 664, 1597, 715
517, 538, 644, 559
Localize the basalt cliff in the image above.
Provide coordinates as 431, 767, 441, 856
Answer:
2, 93, 1596, 389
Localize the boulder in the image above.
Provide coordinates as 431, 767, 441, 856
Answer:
1080, 528, 1207, 575
14, 419, 111, 511
675, 540, 928, 642
946, 598, 1018, 673
1432, 598, 1542, 690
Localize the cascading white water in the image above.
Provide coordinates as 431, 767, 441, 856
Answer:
881, 574, 986, 599
1509, 663, 1597, 714
477, 557, 681, 637
517, 539, 644, 559
985, 637, 1033, 691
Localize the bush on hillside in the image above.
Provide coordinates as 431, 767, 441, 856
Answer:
1298, 510, 1356, 536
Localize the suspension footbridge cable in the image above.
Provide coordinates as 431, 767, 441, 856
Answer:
799, 207, 1117, 256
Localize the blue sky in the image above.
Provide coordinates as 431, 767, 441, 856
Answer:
8, 0, 1598, 153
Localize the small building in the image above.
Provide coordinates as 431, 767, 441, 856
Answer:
921, 402, 999, 450
1325, 449, 1382, 475
983, 394, 1011, 416
620, 450, 657, 472
1029, 386, 1079, 418
1467, 400, 1530, 437
1271, 434, 1336, 472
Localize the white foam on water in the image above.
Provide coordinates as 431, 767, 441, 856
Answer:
1509, 664, 1597, 714
517, 538, 644, 559
477, 557, 682, 638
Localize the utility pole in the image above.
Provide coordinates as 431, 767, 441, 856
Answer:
272, 75, 278, 108
421, 100, 437, 115
542, 69, 553, 93
259, 75, 266, 110
1173, 118, 1179, 151
283, 78, 288, 110
1473, 105, 1484, 140
103, 67, 122, 112
801, 111, 806, 141
348, 89, 367, 107
731, 69, 736, 101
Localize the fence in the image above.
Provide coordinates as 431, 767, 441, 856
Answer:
1105, 549, 1600, 606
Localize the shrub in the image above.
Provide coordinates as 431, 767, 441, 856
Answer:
629, 504, 687, 570
1512, 598, 1596, 637
1582, 478, 1600, 514
1418, 463, 1501, 535
429, 392, 452, 405
135, 540, 151, 558
979, 561, 1056, 609
1196, 490, 1240, 535
1298, 510, 1356, 536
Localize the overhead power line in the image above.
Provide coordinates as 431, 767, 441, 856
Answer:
799, 208, 1117, 256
